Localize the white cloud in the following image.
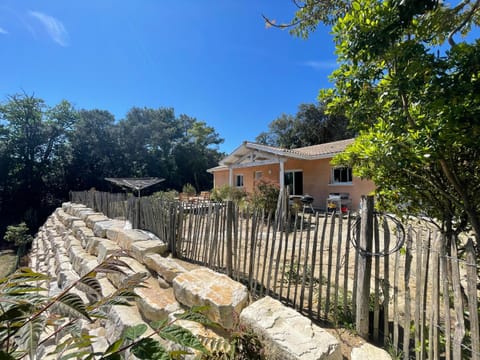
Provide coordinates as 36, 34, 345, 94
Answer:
0, 27, 8, 35
29, 11, 69, 46
301, 60, 338, 71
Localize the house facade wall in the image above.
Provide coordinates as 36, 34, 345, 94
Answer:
211, 158, 375, 211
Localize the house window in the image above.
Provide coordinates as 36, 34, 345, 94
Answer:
235, 174, 244, 187
284, 170, 303, 195
332, 167, 352, 184
255, 171, 263, 180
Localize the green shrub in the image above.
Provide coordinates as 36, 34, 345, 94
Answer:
211, 185, 247, 202
250, 179, 279, 213
182, 183, 197, 196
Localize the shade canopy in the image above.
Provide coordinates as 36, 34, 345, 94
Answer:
105, 177, 165, 193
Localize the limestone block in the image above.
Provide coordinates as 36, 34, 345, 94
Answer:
144, 254, 187, 283
90, 327, 109, 355
171, 317, 227, 357
105, 227, 123, 242
85, 237, 104, 256
93, 219, 125, 238
104, 304, 149, 344
57, 269, 79, 289
115, 229, 162, 250
97, 239, 122, 263
240, 296, 341, 360
98, 277, 117, 297
106, 257, 150, 289
130, 239, 168, 263
70, 219, 86, 233
64, 234, 81, 250
55, 209, 81, 228
66, 203, 88, 216
74, 209, 98, 220
351, 343, 392, 360
173, 268, 248, 329
78, 257, 100, 277
84, 213, 110, 230
75, 226, 95, 249
135, 278, 181, 322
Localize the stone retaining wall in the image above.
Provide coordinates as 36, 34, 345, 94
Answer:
28, 202, 388, 359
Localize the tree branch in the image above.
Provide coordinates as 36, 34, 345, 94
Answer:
448, 0, 480, 47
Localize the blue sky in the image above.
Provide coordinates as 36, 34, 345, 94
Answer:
0, 1, 337, 153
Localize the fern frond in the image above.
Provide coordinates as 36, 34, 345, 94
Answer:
16, 314, 46, 360
75, 276, 103, 302
51, 293, 92, 322
159, 325, 207, 353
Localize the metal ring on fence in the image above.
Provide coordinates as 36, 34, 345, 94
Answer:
350, 211, 405, 257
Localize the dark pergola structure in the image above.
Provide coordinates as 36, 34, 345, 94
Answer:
104, 177, 165, 196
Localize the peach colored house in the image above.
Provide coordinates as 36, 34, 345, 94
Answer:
207, 138, 375, 211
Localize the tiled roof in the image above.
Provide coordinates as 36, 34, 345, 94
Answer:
243, 138, 354, 159
210, 138, 355, 171
293, 138, 355, 157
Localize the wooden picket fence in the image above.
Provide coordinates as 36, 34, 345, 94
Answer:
70, 190, 480, 359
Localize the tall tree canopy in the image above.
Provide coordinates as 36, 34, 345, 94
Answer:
0, 94, 224, 241
256, 103, 352, 148
277, 0, 480, 244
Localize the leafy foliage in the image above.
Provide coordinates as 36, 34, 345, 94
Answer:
0, 94, 224, 243
256, 103, 352, 148
277, 0, 480, 244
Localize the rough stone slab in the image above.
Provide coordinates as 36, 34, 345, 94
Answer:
351, 343, 392, 360
144, 254, 187, 283
105, 227, 124, 242
90, 327, 109, 355
75, 226, 95, 249
84, 213, 110, 230
130, 239, 168, 263
115, 229, 162, 250
55, 209, 81, 228
76, 209, 99, 221
65, 235, 82, 252
78, 257, 100, 277
85, 236, 104, 256
240, 296, 341, 360
98, 277, 117, 297
106, 257, 150, 289
104, 304, 149, 345
135, 278, 181, 322
57, 269, 79, 289
63, 202, 86, 215
97, 239, 122, 263
93, 219, 126, 238
173, 268, 248, 329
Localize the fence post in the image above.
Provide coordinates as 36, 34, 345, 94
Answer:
356, 195, 374, 338
226, 200, 233, 278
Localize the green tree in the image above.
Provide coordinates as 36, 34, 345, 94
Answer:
0, 94, 77, 235
256, 103, 352, 148
4, 222, 33, 260
67, 109, 119, 191
173, 116, 224, 191
272, 0, 480, 245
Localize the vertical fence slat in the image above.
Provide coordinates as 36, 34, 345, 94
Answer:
316, 213, 328, 319
373, 214, 380, 341
325, 211, 336, 319
356, 195, 374, 338
333, 213, 343, 325
403, 225, 413, 358
451, 238, 466, 359
428, 232, 441, 360
382, 217, 391, 346
466, 238, 480, 360
440, 233, 451, 360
